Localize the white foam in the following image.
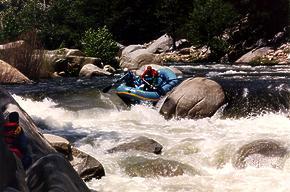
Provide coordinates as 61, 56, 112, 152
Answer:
12, 94, 290, 192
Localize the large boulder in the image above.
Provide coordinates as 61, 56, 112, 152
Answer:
79, 64, 112, 77
119, 34, 174, 69
146, 34, 173, 53
120, 48, 162, 69
107, 136, 163, 154
0, 88, 91, 191
159, 77, 225, 119
0, 60, 32, 84
121, 45, 144, 56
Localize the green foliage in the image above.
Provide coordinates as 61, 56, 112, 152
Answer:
186, 0, 237, 58
81, 26, 118, 64
0, 0, 44, 42
39, 0, 84, 49
0, 0, 288, 63
208, 38, 230, 60
156, 0, 194, 49
0, 4, 21, 42
227, 0, 288, 43
107, 0, 162, 44
187, 0, 237, 45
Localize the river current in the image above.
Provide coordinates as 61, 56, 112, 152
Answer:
3, 63, 290, 192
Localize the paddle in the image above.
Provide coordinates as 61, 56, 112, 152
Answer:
141, 78, 157, 90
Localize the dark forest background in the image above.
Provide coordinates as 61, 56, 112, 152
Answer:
0, 0, 289, 61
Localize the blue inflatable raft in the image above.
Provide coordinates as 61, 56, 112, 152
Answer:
115, 67, 180, 105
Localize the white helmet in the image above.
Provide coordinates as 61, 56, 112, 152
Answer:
123, 68, 129, 72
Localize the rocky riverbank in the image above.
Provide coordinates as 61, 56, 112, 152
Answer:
0, 33, 289, 85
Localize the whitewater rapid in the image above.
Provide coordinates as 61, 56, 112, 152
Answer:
14, 95, 290, 192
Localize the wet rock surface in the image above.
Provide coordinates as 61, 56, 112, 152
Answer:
159, 77, 225, 119
233, 139, 288, 169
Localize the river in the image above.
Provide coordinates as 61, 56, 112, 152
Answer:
3, 63, 290, 192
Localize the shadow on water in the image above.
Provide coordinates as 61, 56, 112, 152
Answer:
218, 79, 290, 118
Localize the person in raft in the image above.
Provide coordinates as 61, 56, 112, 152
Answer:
2, 111, 32, 170
120, 68, 138, 87
140, 65, 159, 91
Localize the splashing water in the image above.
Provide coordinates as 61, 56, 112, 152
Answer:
13, 93, 290, 192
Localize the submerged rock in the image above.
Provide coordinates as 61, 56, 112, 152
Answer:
233, 139, 288, 169
159, 77, 225, 119
120, 156, 199, 178
107, 136, 163, 154
146, 34, 173, 54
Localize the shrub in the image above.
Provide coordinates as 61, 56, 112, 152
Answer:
81, 26, 118, 64
208, 38, 230, 60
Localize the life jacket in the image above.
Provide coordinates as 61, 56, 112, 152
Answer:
1, 122, 23, 158
141, 68, 158, 79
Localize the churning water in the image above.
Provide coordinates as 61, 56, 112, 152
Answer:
4, 63, 290, 192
